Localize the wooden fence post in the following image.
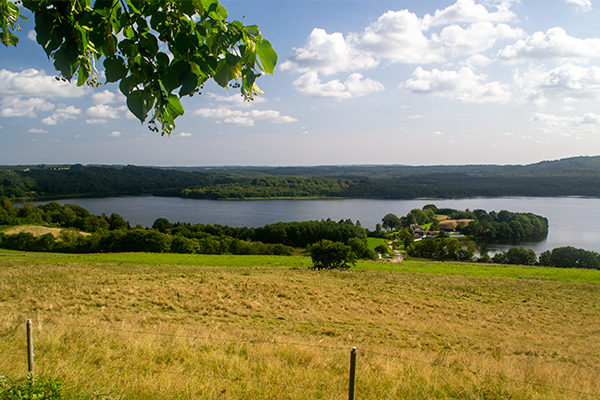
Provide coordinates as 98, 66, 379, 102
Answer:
349, 347, 357, 400
26, 319, 34, 378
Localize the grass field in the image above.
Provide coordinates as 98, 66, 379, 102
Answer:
1, 250, 599, 399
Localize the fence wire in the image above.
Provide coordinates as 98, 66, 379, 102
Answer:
2, 318, 599, 399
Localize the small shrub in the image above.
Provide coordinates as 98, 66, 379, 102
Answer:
0, 375, 63, 400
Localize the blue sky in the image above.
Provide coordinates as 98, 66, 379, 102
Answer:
1, 0, 600, 166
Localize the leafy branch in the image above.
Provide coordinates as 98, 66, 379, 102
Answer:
0, 0, 278, 135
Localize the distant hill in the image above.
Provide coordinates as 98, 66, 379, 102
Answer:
2, 156, 600, 200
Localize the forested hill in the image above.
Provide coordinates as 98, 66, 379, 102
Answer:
2, 156, 600, 200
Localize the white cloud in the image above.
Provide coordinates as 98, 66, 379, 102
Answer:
178, 132, 192, 137
280, 28, 378, 75
1, 97, 54, 117
282, 0, 523, 101
206, 92, 267, 105
224, 115, 255, 126
498, 27, 600, 62
424, 0, 516, 27
194, 106, 298, 126
293, 72, 384, 99
0, 69, 88, 98
565, 0, 592, 12
462, 54, 492, 69
433, 22, 523, 58
27, 30, 36, 41
532, 112, 600, 136
85, 119, 107, 124
27, 128, 49, 133
401, 67, 511, 103
91, 90, 118, 105
86, 104, 121, 119
283, 1, 521, 74
514, 64, 600, 104
41, 106, 81, 125
41, 116, 57, 125
109, 131, 122, 137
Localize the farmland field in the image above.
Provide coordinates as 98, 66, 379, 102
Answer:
1, 250, 599, 399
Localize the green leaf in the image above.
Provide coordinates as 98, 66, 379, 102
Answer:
166, 94, 184, 120
127, 89, 154, 122
139, 33, 158, 57
102, 34, 117, 56
179, 1, 196, 17
162, 60, 189, 92
214, 60, 240, 88
104, 56, 127, 82
119, 75, 136, 96
156, 52, 170, 70
245, 25, 260, 37
54, 41, 79, 81
77, 57, 91, 86
118, 38, 138, 57
256, 39, 277, 75
179, 71, 198, 96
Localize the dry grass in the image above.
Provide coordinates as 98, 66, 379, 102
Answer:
1, 225, 90, 238
439, 219, 474, 230
1, 258, 599, 399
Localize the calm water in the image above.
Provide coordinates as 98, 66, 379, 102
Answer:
29, 196, 600, 254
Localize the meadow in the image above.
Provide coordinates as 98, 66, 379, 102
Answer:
1, 249, 599, 399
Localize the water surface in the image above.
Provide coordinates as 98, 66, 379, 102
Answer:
28, 196, 600, 254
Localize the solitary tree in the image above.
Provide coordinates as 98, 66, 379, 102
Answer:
381, 213, 402, 231
308, 239, 356, 270
1, 0, 277, 135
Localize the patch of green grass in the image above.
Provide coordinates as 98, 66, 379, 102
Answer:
367, 237, 387, 251
0, 248, 311, 269
2, 248, 600, 284
356, 258, 600, 283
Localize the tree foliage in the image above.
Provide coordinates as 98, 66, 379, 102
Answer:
0, 0, 277, 135
491, 247, 537, 266
406, 237, 476, 261
308, 239, 356, 270
381, 213, 401, 231
538, 246, 600, 270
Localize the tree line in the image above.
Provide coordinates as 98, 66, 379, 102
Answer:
3, 156, 600, 200
0, 197, 373, 260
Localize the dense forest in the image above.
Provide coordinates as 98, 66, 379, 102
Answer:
2, 156, 600, 200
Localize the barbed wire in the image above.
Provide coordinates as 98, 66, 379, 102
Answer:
4, 318, 600, 398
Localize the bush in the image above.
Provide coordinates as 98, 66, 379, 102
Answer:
0, 375, 63, 400
308, 240, 356, 270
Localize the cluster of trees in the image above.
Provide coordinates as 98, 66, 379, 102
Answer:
182, 176, 354, 199
0, 229, 294, 256
406, 237, 477, 261
457, 209, 548, 242
152, 218, 368, 248
489, 246, 600, 270
376, 205, 548, 244
0, 198, 374, 260
0, 197, 129, 232
3, 157, 600, 201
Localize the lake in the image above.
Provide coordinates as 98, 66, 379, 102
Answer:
28, 196, 600, 255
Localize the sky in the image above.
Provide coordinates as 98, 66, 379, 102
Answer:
1, 0, 600, 166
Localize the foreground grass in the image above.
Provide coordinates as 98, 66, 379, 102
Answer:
1, 250, 600, 399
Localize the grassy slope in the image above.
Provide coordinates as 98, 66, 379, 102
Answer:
1, 250, 599, 399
